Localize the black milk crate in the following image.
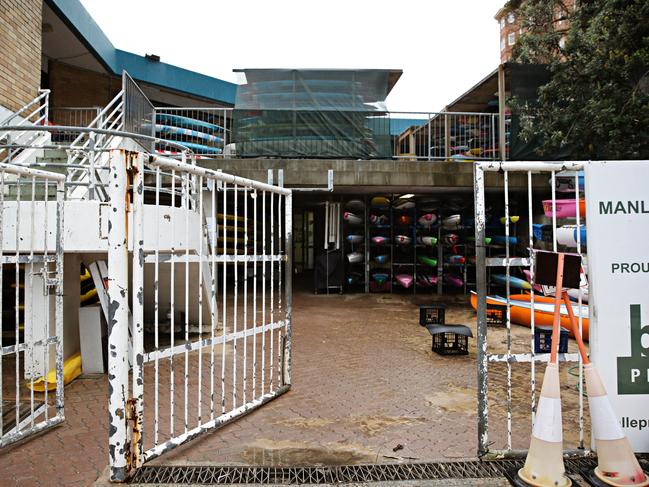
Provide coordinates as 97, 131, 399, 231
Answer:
534, 325, 569, 354
427, 324, 472, 355
486, 304, 507, 327
419, 304, 446, 326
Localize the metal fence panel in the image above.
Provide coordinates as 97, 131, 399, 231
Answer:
474, 161, 587, 458
0, 163, 65, 448
107, 150, 292, 481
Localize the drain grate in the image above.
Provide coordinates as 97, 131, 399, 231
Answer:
130, 457, 601, 485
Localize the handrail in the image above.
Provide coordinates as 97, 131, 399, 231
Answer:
0, 89, 50, 126
0, 161, 66, 182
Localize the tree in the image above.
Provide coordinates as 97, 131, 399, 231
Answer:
509, 0, 649, 159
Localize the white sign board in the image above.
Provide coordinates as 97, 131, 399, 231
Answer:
586, 161, 649, 452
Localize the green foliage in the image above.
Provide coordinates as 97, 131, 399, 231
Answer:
510, 0, 649, 159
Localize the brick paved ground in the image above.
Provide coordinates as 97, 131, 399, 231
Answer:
0, 291, 587, 485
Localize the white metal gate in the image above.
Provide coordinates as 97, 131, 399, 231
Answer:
0, 162, 65, 447
474, 161, 588, 457
107, 150, 292, 481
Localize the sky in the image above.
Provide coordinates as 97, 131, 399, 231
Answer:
79, 0, 504, 112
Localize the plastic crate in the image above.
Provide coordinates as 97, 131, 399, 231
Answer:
534, 325, 569, 354
486, 304, 507, 327
428, 324, 471, 355
419, 304, 446, 326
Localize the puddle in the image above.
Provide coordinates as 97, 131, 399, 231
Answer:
425, 384, 475, 413
353, 415, 427, 436
241, 439, 377, 466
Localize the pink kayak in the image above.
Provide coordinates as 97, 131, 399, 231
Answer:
542, 199, 585, 218
442, 234, 459, 245
417, 213, 437, 227
444, 274, 464, 288
395, 274, 414, 288
372, 236, 390, 245
416, 274, 438, 287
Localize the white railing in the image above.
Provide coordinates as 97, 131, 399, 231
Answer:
0, 161, 66, 448
106, 149, 292, 480
0, 90, 50, 165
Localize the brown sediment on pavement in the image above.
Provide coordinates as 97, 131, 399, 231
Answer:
241, 439, 378, 465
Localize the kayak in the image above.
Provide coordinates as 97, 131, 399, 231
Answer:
374, 254, 389, 264
445, 274, 464, 288
417, 213, 437, 227
416, 274, 438, 287
372, 236, 390, 245
346, 235, 363, 244
542, 199, 586, 218
442, 214, 461, 229
446, 255, 465, 265
491, 236, 518, 246
371, 196, 390, 208
346, 199, 365, 210
394, 199, 415, 210
344, 212, 363, 225
395, 274, 414, 288
347, 252, 364, 263
417, 236, 437, 246
370, 214, 389, 225
490, 273, 533, 290
397, 215, 412, 225
522, 269, 589, 303
395, 235, 412, 245
372, 272, 389, 284
499, 216, 520, 224
469, 291, 589, 340
418, 255, 438, 267
442, 234, 459, 245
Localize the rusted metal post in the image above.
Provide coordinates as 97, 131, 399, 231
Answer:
107, 149, 131, 482
131, 152, 145, 469
474, 162, 489, 456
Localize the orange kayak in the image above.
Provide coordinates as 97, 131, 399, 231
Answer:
470, 292, 589, 341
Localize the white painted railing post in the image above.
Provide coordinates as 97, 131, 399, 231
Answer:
107, 149, 131, 482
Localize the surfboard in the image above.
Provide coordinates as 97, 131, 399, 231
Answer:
395, 274, 414, 289
347, 252, 364, 264
371, 196, 390, 208
395, 235, 412, 245
417, 236, 437, 246
344, 212, 363, 225
374, 254, 389, 264
371, 236, 390, 245
417, 213, 437, 227
490, 274, 532, 290
346, 235, 363, 244
417, 255, 438, 267
542, 199, 586, 218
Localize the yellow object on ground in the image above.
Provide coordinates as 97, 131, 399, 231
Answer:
26, 353, 82, 392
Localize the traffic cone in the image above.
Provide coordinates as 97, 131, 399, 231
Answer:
584, 364, 648, 486
518, 361, 571, 487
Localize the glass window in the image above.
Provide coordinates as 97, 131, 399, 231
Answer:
500, 18, 505, 29
508, 32, 516, 46
501, 37, 506, 51
508, 12, 515, 23
559, 36, 566, 49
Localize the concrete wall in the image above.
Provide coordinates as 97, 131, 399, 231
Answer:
200, 158, 546, 193
48, 61, 121, 109
0, 0, 43, 112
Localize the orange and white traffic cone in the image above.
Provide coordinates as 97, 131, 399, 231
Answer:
560, 293, 648, 486
584, 364, 648, 486
518, 361, 571, 487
